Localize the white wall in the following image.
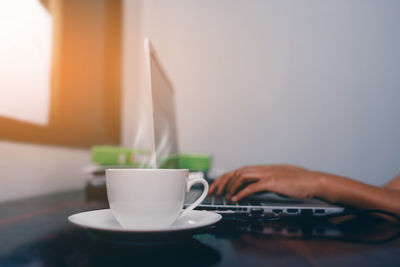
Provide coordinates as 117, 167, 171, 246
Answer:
123, 0, 400, 185
0, 141, 90, 202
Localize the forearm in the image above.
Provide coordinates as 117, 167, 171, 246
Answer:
315, 172, 400, 215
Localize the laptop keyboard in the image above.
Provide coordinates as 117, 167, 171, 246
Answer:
187, 193, 339, 216
202, 195, 225, 205
200, 195, 257, 207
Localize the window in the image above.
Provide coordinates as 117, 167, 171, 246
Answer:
0, 0, 52, 125
0, 0, 121, 147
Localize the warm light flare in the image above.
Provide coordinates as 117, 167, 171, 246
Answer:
0, 0, 52, 126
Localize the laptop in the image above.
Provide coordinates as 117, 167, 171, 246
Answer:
144, 38, 344, 218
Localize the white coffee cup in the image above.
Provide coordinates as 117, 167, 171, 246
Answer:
105, 168, 209, 229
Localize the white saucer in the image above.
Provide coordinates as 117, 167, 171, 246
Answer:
68, 209, 222, 233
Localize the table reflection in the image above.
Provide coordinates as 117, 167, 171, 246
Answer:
2, 228, 221, 267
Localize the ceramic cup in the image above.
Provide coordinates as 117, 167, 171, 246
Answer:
105, 169, 209, 229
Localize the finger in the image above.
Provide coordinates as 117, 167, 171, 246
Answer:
231, 182, 267, 202
227, 173, 260, 198
209, 171, 234, 194
226, 166, 266, 185
208, 178, 221, 194
208, 171, 233, 195
216, 171, 236, 195
225, 171, 242, 196
226, 171, 253, 197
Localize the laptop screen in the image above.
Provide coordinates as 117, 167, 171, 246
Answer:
144, 39, 179, 169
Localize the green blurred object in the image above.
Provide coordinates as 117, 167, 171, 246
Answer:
91, 146, 211, 171
91, 146, 133, 165
180, 153, 212, 171
159, 154, 180, 169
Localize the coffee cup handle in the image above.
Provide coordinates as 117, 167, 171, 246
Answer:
180, 177, 209, 218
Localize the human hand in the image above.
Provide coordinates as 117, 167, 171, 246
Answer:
208, 164, 323, 202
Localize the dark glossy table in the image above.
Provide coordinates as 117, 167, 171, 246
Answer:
1, 190, 400, 267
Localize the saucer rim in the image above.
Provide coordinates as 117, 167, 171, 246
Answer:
68, 209, 222, 233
